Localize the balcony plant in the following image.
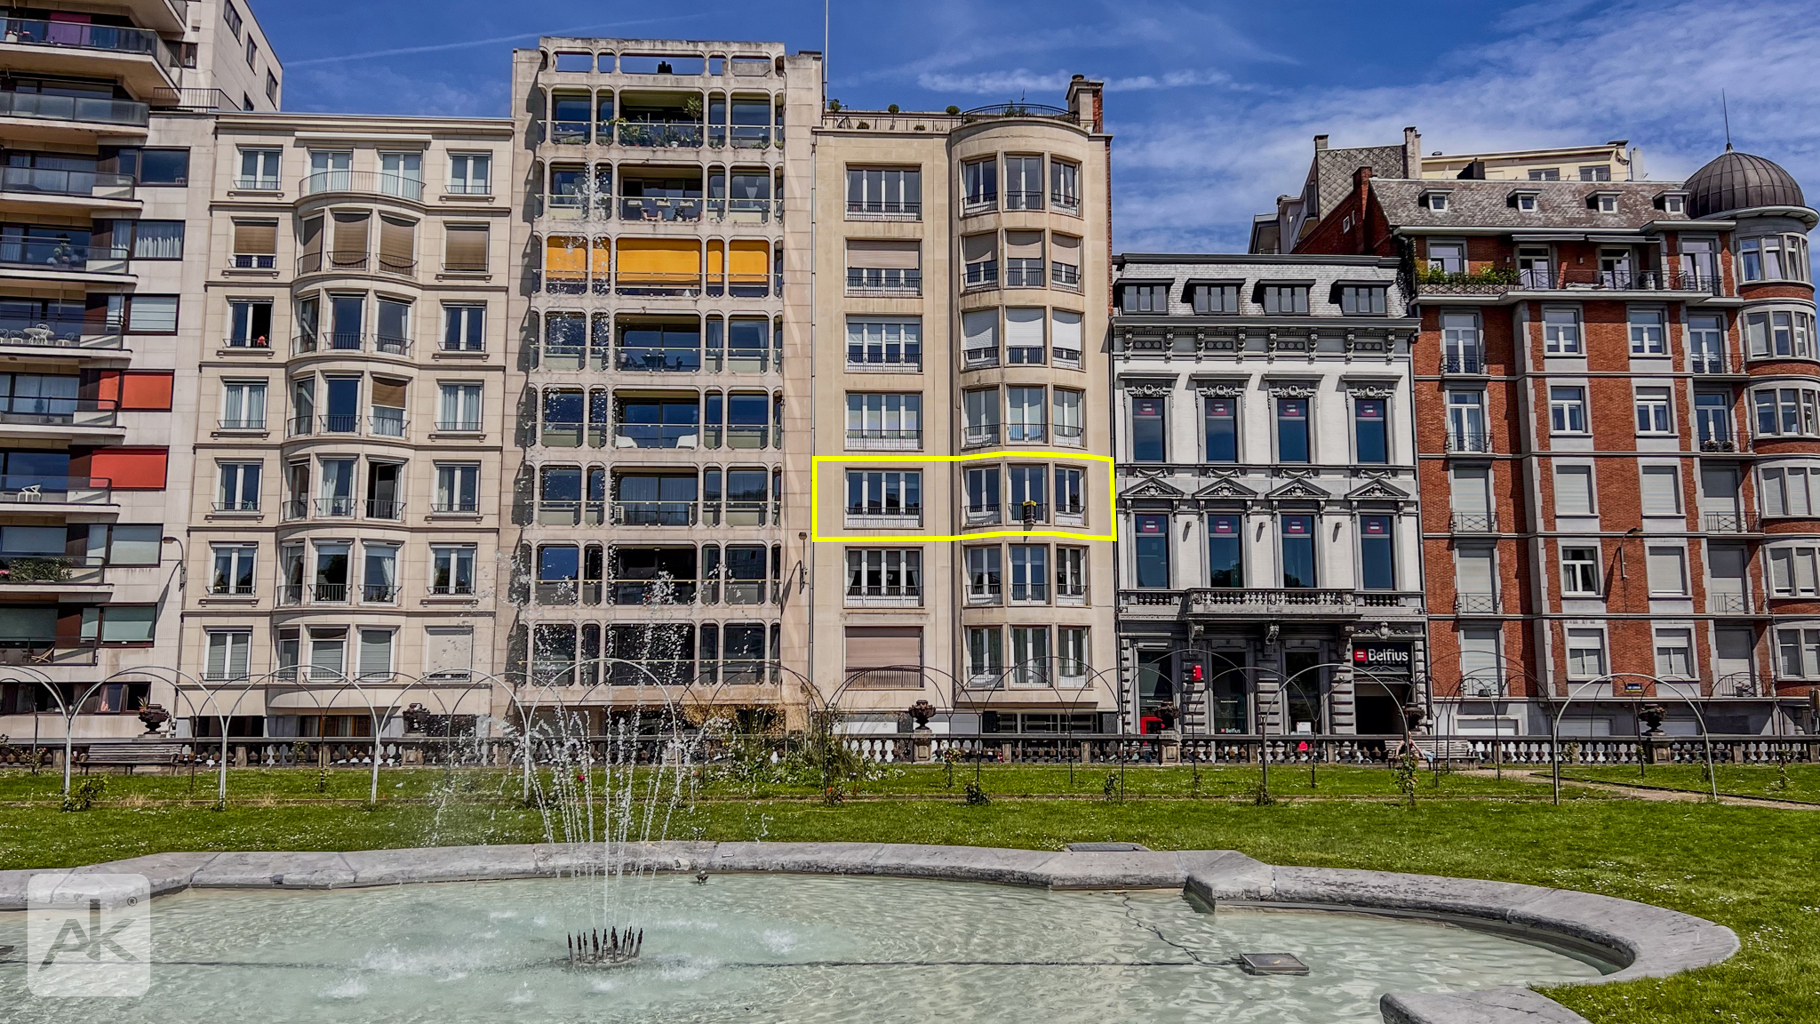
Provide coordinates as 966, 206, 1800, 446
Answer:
0, 556, 72, 584
1415, 265, 1520, 288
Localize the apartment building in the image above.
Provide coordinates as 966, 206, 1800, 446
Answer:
0, 0, 279, 740
811, 80, 1118, 736
1279, 129, 1817, 737
1111, 255, 1425, 737
503, 41, 820, 730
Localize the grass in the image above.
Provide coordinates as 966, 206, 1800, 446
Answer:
1557, 764, 1820, 804
1, 765, 1813, 1023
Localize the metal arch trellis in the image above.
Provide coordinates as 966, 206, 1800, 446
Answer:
101, 664, 259, 805
1426, 649, 1549, 782
1547, 673, 1720, 805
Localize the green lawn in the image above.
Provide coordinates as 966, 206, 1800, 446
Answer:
1558, 764, 1820, 804
0, 766, 1811, 1024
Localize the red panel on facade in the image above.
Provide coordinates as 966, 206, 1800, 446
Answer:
87, 448, 168, 490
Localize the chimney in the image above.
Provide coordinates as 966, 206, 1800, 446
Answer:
1314, 134, 1329, 151
1403, 126, 1421, 177
1066, 74, 1104, 133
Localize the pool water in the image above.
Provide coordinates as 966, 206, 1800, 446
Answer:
0, 873, 1605, 1024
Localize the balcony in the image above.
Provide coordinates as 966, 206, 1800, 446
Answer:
609, 500, 698, 527
1444, 431, 1492, 454
1442, 350, 1486, 375
0, 317, 123, 354
0, 89, 148, 129
369, 409, 408, 439
1450, 512, 1497, 533
619, 196, 703, 222
290, 331, 412, 358
0, 396, 117, 430
0, 19, 178, 95
364, 499, 403, 521
847, 199, 919, 222
1703, 512, 1759, 534
0, 638, 98, 666
216, 416, 265, 432
614, 423, 701, 449
301, 171, 425, 203
1698, 437, 1742, 455
1416, 267, 1723, 299
617, 122, 705, 148
964, 503, 1003, 526
847, 428, 921, 450
0, 555, 106, 589
1051, 262, 1080, 290
847, 268, 921, 296
0, 238, 129, 278
1454, 593, 1501, 615
0, 167, 135, 205
1184, 588, 1420, 619
0, 474, 111, 506
1709, 593, 1755, 615
1004, 260, 1045, 288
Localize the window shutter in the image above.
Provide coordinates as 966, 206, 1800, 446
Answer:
1051, 310, 1082, 351
1005, 307, 1044, 348
119, 371, 174, 410
847, 239, 919, 269
1553, 465, 1592, 515
86, 447, 168, 489
424, 626, 473, 678
962, 310, 997, 348
1050, 232, 1080, 263
378, 216, 415, 270
370, 378, 407, 407
206, 634, 229, 679
1456, 547, 1494, 593
358, 628, 394, 678
330, 211, 367, 260
444, 224, 488, 271
729, 239, 769, 280
1458, 627, 1500, 685
233, 220, 276, 255
1005, 231, 1043, 259
1451, 466, 1491, 515
1640, 466, 1680, 515
1646, 547, 1684, 592
843, 625, 922, 685
961, 234, 996, 263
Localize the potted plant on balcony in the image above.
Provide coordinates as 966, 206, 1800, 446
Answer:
136, 701, 169, 735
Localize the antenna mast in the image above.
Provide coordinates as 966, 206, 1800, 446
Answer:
1722, 90, 1732, 150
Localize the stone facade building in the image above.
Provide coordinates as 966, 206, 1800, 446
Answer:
1110, 254, 1425, 737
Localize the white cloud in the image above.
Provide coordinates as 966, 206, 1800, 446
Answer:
1112, 0, 1820, 252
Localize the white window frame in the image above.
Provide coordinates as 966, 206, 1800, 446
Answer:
1633, 385, 1673, 435
1549, 386, 1588, 434
1628, 307, 1667, 355
1542, 307, 1581, 355
1560, 545, 1601, 596
1565, 628, 1607, 680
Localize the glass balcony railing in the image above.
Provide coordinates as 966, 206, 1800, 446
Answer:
0, 474, 111, 504
0, 395, 116, 427
301, 171, 425, 202
1, 19, 176, 66
0, 166, 135, 200
0, 90, 148, 127
0, 238, 130, 272
0, 317, 121, 349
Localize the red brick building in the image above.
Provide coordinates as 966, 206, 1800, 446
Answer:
1263, 137, 1816, 738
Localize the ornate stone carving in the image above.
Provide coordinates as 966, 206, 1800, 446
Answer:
1125, 383, 1173, 398
1195, 383, 1246, 398
1348, 385, 1397, 399
1269, 383, 1318, 399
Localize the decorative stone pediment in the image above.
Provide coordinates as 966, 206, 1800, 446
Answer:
1124, 383, 1173, 398
1345, 477, 1410, 501
1120, 476, 1188, 500
1268, 383, 1318, 399
1265, 478, 1332, 501
1194, 476, 1259, 500
1195, 382, 1246, 398
1348, 384, 1397, 399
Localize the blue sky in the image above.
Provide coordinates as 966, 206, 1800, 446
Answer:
258, 0, 1820, 252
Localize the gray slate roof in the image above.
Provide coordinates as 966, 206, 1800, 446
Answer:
1371, 177, 1680, 229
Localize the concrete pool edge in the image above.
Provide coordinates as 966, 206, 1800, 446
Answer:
0, 842, 1736, 1024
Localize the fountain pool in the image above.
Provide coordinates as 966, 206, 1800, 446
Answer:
0, 873, 1607, 1024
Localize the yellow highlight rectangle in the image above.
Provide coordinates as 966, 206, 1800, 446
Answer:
811, 451, 1117, 543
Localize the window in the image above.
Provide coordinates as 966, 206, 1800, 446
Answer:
845, 549, 922, 602
1004, 156, 1043, 210
237, 148, 279, 190
1654, 628, 1694, 678
967, 627, 1003, 685
357, 628, 394, 680
1634, 386, 1672, 434
1549, 386, 1587, 433
84, 604, 156, 644
1566, 628, 1606, 678
436, 383, 482, 431
846, 470, 921, 520
1130, 397, 1165, 462
434, 463, 479, 513
216, 462, 261, 511
1753, 385, 1820, 437
1578, 165, 1611, 182
209, 544, 257, 595
1528, 168, 1560, 181
246, 36, 258, 68
1204, 395, 1237, 462
1339, 285, 1387, 315
266, 72, 278, 102
1260, 284, 1309, 314
1007, 387, 1045, 442
1514, 192, 1538, 212
1561, 545, 1601, 595
1056, 547, 1086, 600
1744, 310, 1817, 359
847, 318, 921, 370
1359, 515, 1395, 590
1543, 307, 1581, 354
224, 1, 242, 37
230, 220, 275, 268
1554, 465, 1595, 516
1009, 544, 1048, 601
1275, 395, 1309, 462
1777, 628, 1820, 678
1050, 159, 1079, 210
448, 153, 491, 195
845, 240, 920, 292
1455, 544, 1495, 610
1191, 283, 1239, 314
137, 150, 190, 186
1739, 234, 1811, 283
965, 466, 1001, 523
846, 167, 920, 217
1424, 192, 1450, 212
1054, 466, 1083, 518
1594, 193, 1619, 214
1647, 545, 1688, 596
846, 392, 921, 448
966, 546, 1002, 603
1769, 545, 1820, 596
963, 388, 1000, 446
1639, 465, 1682, 516
961, 158, 997, 208
1280, 515, 1316, 588
416, 544, 475, 597
1696, 393, 1732, 446
220, 380, 266, 429
125, 295, 178, 333
1442, 312, 1483, 371
1134, 515, 1169, 588
443, 224, 488, 273
1689, 314, 1726, 372
443, 304, 484, 352
1353, 397, 1388, 463
205, 631, 251, 681
1208, 514, 1243, 588
1762, 465, 1818, 518
1005, 307, 1044, 364
1008, 465, 1046, 524
1051, 309, 1082, 366
1120, 283, 1168, 313
228, 300, 272, 347
1427, 241, 1465, 273
1628, 308, 1666, 355
130, 221, 185, 260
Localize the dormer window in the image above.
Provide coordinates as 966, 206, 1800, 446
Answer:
1588, 190, 1620, 214
1656, 191, 1688, 217
1422, 190, 1451, 212
1510, 189, 1540, 212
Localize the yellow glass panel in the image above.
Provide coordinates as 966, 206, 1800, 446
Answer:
729, 240, 768, 284
591, 238, 611, 276
545, 236, 587, 281
616, 238, 700, 284
707, 240, 725, 279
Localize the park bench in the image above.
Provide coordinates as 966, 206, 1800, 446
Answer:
79, 742, 186, 775
1412, 738, 1481, 764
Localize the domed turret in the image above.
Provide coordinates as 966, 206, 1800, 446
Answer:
1685, 148, 1806, 218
